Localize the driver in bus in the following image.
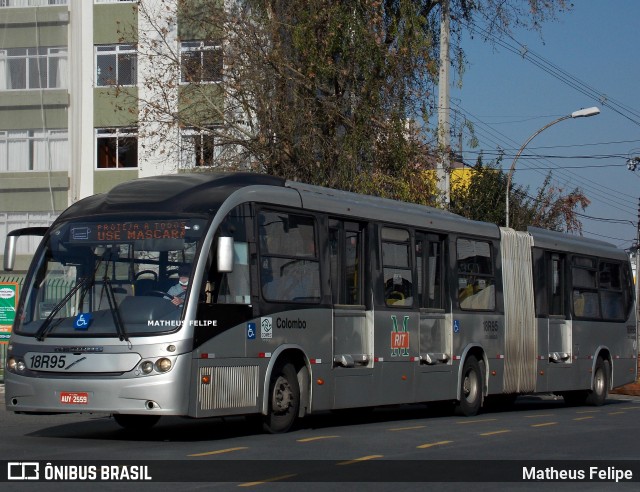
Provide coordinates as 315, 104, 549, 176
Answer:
167, 265, 190, 306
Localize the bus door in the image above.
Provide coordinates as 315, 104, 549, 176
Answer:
329, 220, 372, 406
415, 233, 452, 401
416, 233, 449, 364
546, 252, 572, 392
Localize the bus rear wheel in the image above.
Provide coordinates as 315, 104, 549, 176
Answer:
455, 356, 483, 416
585, 357, 610, 406
113, 414, 161, 430
263, 362, 300, 433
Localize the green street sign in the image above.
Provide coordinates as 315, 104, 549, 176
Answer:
0, 282, 19, 328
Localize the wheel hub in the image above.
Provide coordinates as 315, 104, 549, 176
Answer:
273, 375, 293, 413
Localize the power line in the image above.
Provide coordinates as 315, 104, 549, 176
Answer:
461, 17, 640, 128
452, 103, 637, 211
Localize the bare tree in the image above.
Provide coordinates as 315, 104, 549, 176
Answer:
450, 159, 589, 233
119, 0, 572, 208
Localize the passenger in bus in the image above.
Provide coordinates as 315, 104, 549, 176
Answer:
459, 278, 495, 310
167, 265, 190, 306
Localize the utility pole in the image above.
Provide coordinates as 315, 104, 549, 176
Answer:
437, 0, 451, 207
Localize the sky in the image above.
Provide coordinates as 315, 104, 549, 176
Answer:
450, 0, 640, 252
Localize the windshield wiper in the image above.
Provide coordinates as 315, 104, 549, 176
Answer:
102, 276, 129, 343
35, 276, 92, 341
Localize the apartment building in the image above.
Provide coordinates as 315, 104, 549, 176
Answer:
1, 0, 223, 270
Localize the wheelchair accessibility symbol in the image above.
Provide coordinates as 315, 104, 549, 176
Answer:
453, 319, 460, 334
247, 322, 256, 340
74, 313, 93, 330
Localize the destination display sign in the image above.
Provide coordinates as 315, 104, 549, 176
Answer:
69, 220, 188, 243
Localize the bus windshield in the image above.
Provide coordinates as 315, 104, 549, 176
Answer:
16, 217, 207, 338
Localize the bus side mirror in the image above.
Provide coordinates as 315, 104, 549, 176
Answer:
4, 227, 48, 271
217, 236, 234, 273
4, 235, 17, 271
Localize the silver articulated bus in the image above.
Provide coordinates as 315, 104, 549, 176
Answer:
3, 173, 637, 432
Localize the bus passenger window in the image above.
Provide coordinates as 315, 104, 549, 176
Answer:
573, 289, 600, 318
382, 228, 413, 307
571, 256, 600, 319
259, 211, 320, 303
599, 262, 624, 320
329, 221, 363, 305
456, 239, 495, 311
416, 235, 444, 309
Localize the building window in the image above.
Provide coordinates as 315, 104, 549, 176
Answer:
96, 128, 138, 168
0, 47, 67, 90
0, 129, 69, 172
0, 212, 58, 259
180, 41, 222, 83
96, 44, 137, 87
0, 1, 67, 7
179, 128, 221, 168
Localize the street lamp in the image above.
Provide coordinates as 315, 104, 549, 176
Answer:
505, 106, 600, 228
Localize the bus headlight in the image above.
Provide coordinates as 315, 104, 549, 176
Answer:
7, 357, 17, 371
140, 361, 154, 374
155, 358, 172, 373
16, 361, 26, 372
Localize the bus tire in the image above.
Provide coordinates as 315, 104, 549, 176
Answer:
113, 414, 161, 430
263, 362, 300, 433
585, 357, 610, 406
455, 356, 482, 416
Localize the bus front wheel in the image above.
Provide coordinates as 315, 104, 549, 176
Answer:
263, 362, 300, 433
455, 356, 482, 416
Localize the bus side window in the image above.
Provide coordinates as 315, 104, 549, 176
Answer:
259, 211, 321, 303
329, 221, 363, 305
571, 256, 599, 319
599, 262, 624, 320
549, 253, 565, 316
456, 238, 495, 311
416, 233, 444, 309
381, 227, 413, 307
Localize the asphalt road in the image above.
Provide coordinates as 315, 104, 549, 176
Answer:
1, 384, 639, 490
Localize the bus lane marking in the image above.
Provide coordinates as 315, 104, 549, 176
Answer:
530, 422, 558, 428
574, 416, 594, 421
188, 446, 248, 457
389, 425, 426, 432
238, 474, 298, 487
608, 411, 625, 415
417, 440, 453, 449
297, 435, 340, 443
456, 418, 497, 425
479, 430, 511, 437
524, 414, 555, 418
337, 455, 384, 466
575, 410, 600, 414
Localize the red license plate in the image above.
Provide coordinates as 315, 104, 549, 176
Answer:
59, 392, 89, 405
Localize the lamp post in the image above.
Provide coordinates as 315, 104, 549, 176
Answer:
505, 106, 600, 228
